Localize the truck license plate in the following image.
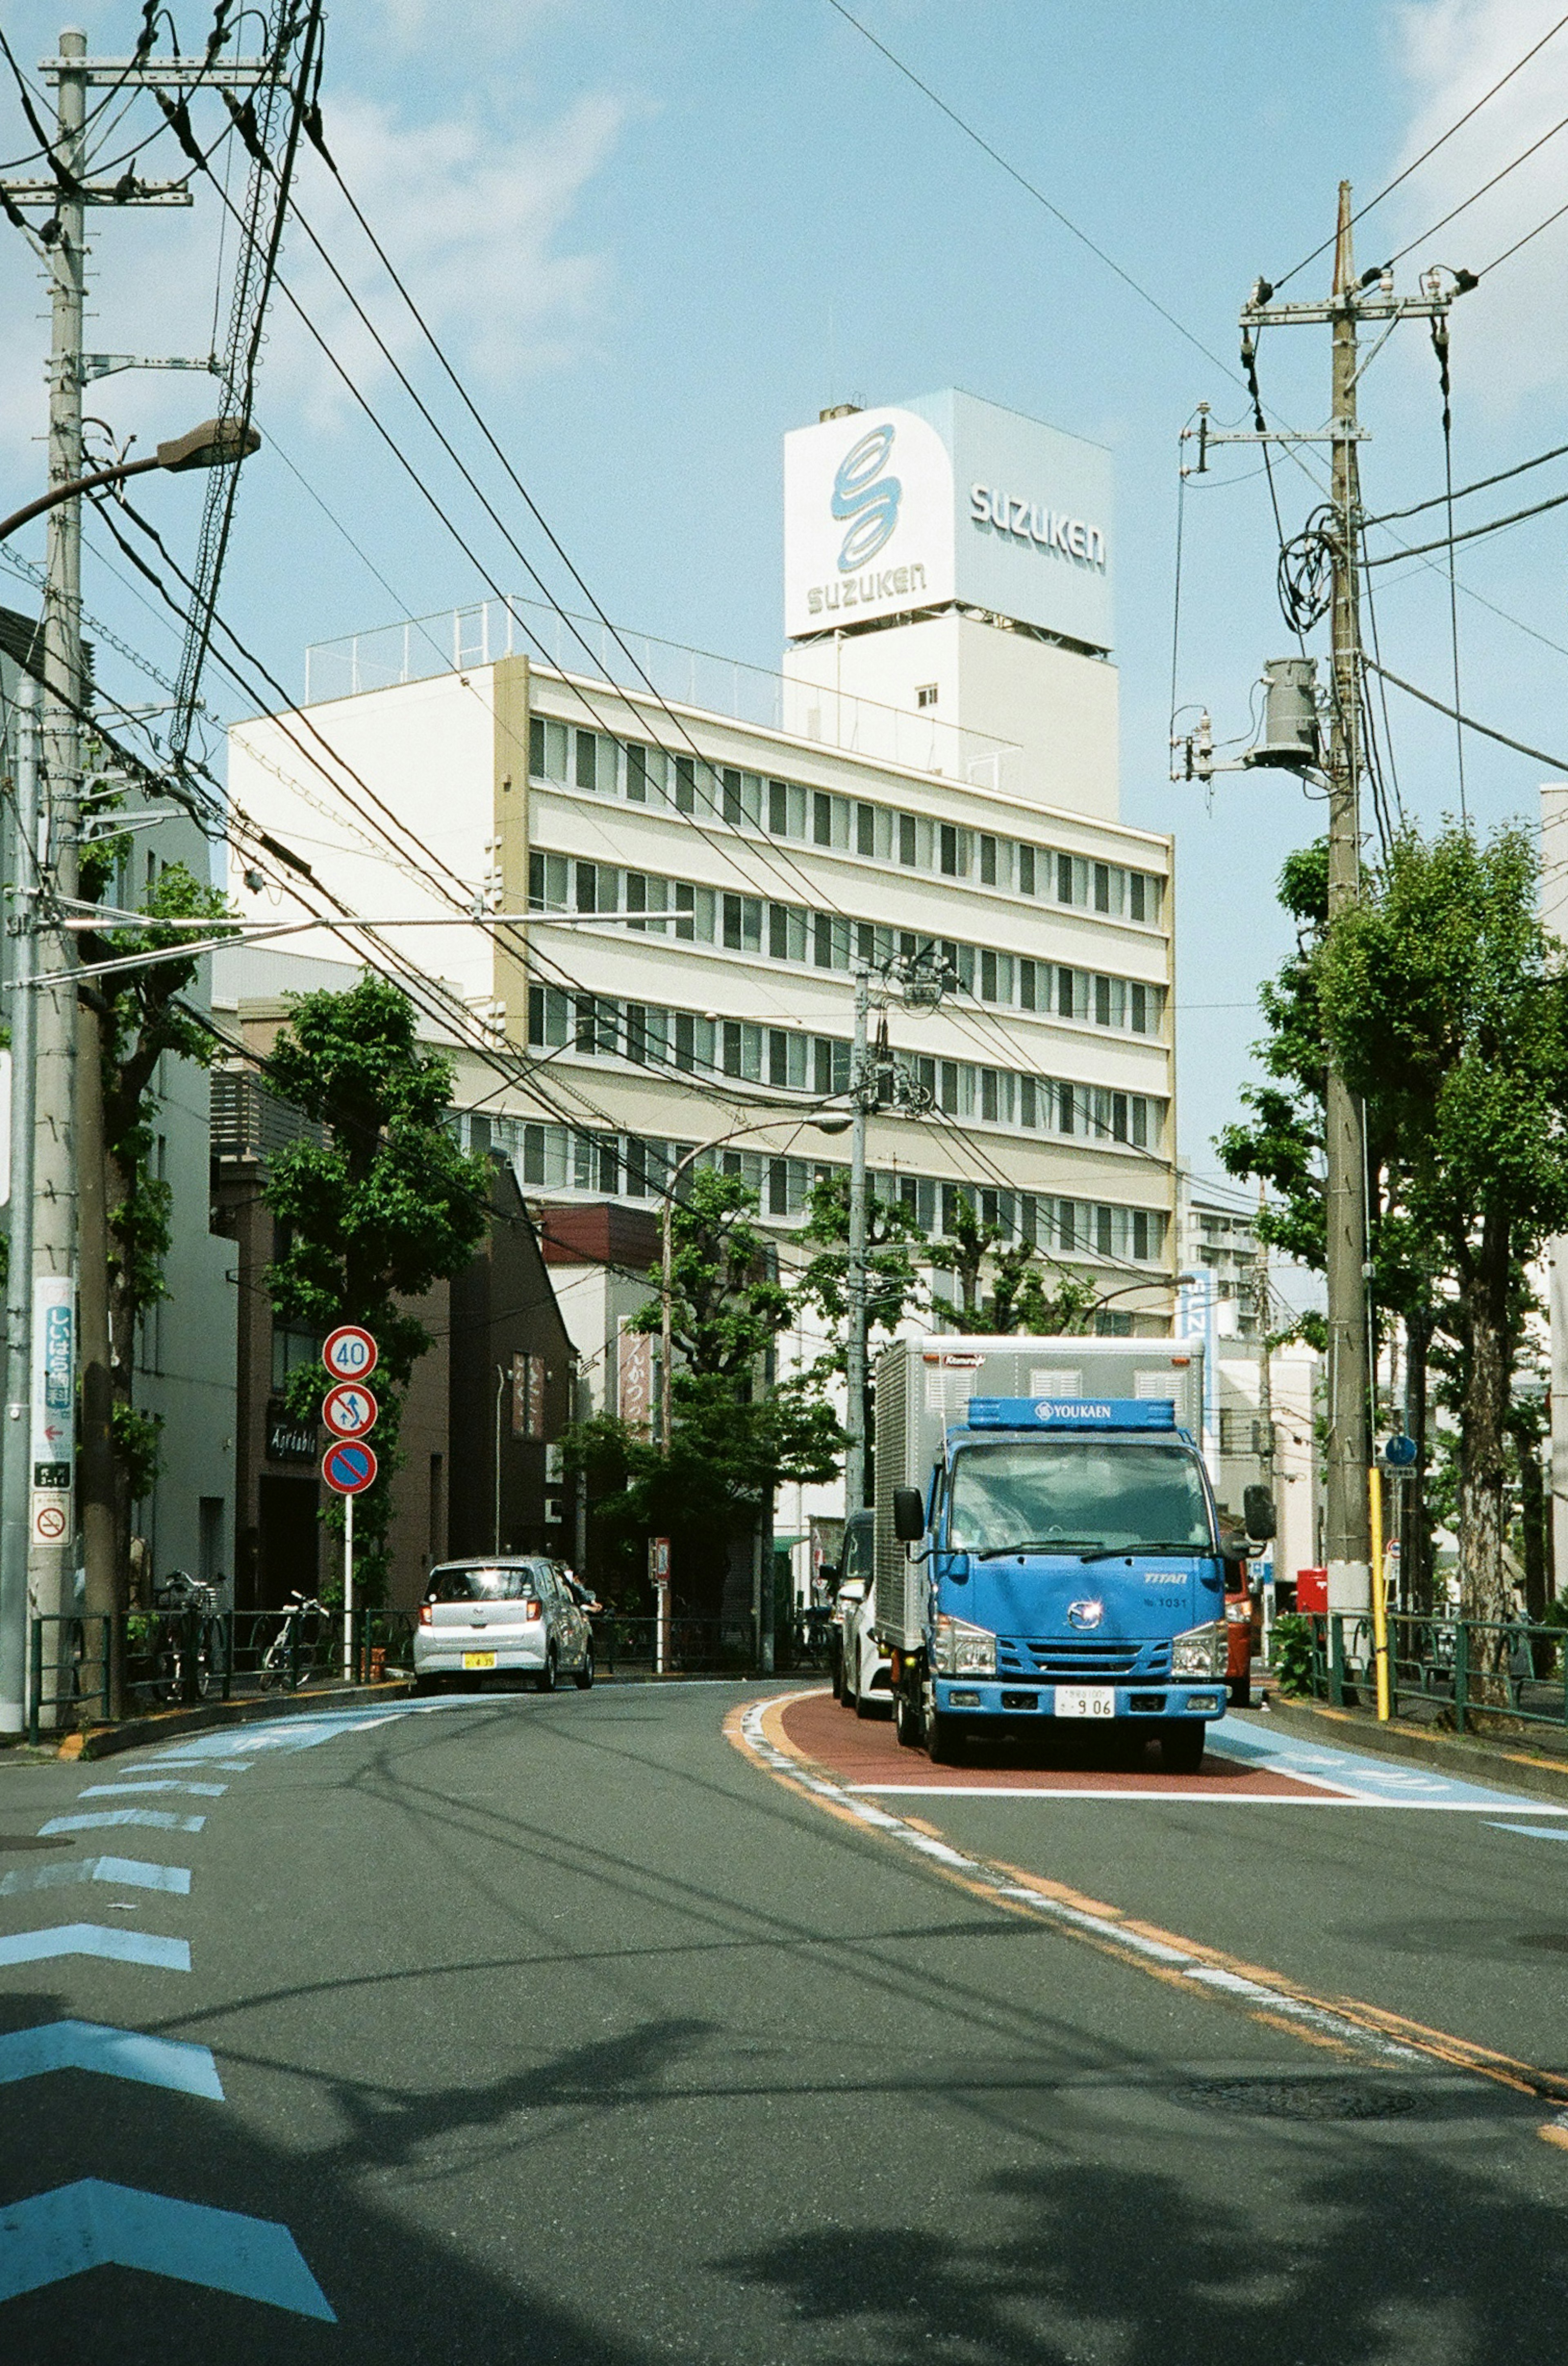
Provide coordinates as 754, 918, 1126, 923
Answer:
1055, 1685, 1115, 1719
462, 1652, 496, 1670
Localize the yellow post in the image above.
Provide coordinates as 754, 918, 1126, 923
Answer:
1369, 1462, 1390, 1721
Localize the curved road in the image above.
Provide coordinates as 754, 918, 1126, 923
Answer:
0, 1682, 1565, 2361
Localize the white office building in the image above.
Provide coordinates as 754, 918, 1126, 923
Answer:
230, 390, 1175, 1302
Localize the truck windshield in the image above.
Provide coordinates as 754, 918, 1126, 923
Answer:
947, 1442, 1214, 1557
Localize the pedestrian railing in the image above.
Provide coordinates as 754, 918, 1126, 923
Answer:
1290, 1609, 1568, 1739
27, 1606, 418, 1742
590, 1613, 756, 1676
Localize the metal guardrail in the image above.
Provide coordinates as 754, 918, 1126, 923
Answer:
27, 1608, 417, 1742
1295, 1609, 1568, 1738
589, 1613, 757, 1677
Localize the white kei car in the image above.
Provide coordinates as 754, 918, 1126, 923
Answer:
414, 1558, 594, 1693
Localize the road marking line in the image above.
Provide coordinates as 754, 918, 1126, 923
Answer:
1488, 1822, 1568, 1843
76, 1779, 227, 1800
141, 1757, 252, 1773
728, 1691, 1568, 2117
0, 1857, 190, 1900
846, 1784, 1554, 1808
37, 1809, 205, 1836
0, 2181, 334, 2318
0, 2020, 222, 2099
0, 1923, 189, 1971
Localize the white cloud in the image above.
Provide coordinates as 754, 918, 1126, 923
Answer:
1387, 0, 1568, 410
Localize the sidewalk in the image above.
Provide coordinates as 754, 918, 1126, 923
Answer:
1254, 1688, 1568, 1809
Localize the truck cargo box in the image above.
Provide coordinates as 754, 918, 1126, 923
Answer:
871, 1336, 1205, 1650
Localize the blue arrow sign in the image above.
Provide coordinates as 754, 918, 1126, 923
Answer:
0, 1924, 189, 1972
0, 2021, 221, 2100
0, 2181, 334, 2318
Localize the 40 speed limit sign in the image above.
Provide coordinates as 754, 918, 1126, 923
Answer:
323, 1325, 377, 1382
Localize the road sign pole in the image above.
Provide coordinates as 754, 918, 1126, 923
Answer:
343, 1488, 354, 1684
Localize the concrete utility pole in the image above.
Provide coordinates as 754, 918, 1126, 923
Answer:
843, 966, 873, 1518
1240, 184, 1459, 1617
1, 33, 285, 1714
0, 683, 41, 1733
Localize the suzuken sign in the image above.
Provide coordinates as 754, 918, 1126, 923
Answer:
782, 386, 1114, 652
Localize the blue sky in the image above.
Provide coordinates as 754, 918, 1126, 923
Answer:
4, 0, 1568, 1190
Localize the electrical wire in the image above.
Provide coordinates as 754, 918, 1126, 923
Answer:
1475, 187, 1568, 276
1384, 101, 1568, 269
1271, 7, 1568, 289
1363, 438, 1568, 526
1362, 477, 1568, 563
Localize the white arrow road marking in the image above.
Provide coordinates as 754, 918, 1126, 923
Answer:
0, 2181, 334, 2318
0, 1925, 189, 1971
0, 2021, 221, 2099
38, 1809, 205, 1836
75, 1780, 227, 1800
0, 1857, 190, 1900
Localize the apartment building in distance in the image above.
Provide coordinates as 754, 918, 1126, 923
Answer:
227, 391, 1178, 1349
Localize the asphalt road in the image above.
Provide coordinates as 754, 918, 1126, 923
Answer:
1, 1681, 1566, 2362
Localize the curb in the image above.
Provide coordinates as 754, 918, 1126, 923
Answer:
56, 1678, 417, 1762
1253, 1695, 1568, 1807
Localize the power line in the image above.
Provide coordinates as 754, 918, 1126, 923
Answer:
1272, 8, 1568, 288
1363, 438, 1568, 527
1386, 102, 1568, 269
1363, 654, 1568, 776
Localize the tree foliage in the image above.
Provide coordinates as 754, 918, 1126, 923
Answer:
262, 977, 490, 1603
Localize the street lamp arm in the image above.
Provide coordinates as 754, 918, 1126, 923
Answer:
0, 416, 261, 544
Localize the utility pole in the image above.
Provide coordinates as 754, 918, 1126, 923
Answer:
844, 966, 873, 1518
1239, 185, 1460, 1617
0, 682, 40, 1733
1, 33, 289, 1716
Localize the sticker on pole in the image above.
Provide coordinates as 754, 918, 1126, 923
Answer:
31, 1499, 67, 1543
323, 1441, 377, 1496
322, 1383, 378, 1440
323, 1325, 377, 1381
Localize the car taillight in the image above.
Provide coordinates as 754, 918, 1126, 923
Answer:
419, 1603, 433, 1626
523, 1599, 542, 1621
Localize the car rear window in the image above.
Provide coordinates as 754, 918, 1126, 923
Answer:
425, 1566, 536, 1603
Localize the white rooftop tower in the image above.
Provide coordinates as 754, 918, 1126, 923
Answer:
782, 389, 1118, 819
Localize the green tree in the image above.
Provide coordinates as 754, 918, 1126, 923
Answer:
261, 977, 491, 1603
1319, 822, 1568, 1622
570, 1166, 842, 1619
927, 1191, 1100, 1334
78, 856, 237, 1578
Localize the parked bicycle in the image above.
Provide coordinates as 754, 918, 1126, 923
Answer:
258, 1591, 333, 1692
150, 1571, 223, 1706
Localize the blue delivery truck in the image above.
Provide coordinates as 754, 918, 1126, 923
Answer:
872, 1337, 1273, 1772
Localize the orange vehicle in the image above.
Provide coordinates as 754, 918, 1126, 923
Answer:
1224, 1573, 1255, 1707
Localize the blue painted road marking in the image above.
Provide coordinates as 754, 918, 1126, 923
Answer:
1488, 1822, 1568, 1842
0, 1924, 189, 1971
138, 1756, 251, 1773
0, 2021, 222, 2099
0, 2181, 334, 2318
38, 1809, 205, 1836
0, 1856, 190, 1900
1211, 1719, 1568, 1813
76, 1778, 227, 1799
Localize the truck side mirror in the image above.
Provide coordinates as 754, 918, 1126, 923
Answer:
1243, 1483, 1277, 1541
893, 1487, 925, 1545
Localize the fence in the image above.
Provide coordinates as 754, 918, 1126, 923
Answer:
588, 1614, 757, 1678
27, 1608, 418, 1743
1295, 1610, 1568, 1740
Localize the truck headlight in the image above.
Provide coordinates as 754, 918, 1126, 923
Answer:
1171, 1620, 1227, 1679
932, 1615, 996, 1677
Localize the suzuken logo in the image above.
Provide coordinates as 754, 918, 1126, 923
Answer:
831, 424, 902, 569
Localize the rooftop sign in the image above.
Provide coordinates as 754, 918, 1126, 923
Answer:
784, 388, 1114, 650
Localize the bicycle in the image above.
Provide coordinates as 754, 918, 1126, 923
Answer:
258, 1591, 333, 1692
150, 1572, 223, 1706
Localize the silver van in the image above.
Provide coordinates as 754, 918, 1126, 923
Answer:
414, 1559, 594, 1693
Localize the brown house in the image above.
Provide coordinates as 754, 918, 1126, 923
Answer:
211, 1070, 574, 1614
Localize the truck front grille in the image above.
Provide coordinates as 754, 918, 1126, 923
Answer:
999, 1637, 1172, 1680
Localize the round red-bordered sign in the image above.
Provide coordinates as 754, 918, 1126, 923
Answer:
323, 1325, 378, 1382
322, 1381, 378, 1440
323, 1440, 378, 1495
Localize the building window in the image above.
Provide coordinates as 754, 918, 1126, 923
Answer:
939, 824, 958, 876
1018, 844, 1036, 897
1019, 958, 1036, 1012
916, 682, 938, 708
675, 756, 695, 813
856, 802, 875, 857
980, 835, 997, 886
626, 744, 648, 803
898, 812, 918, 866
1094, 862, 1111, 913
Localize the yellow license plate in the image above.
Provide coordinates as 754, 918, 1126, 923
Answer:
462, 1651, 496, 1670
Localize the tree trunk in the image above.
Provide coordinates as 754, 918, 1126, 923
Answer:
1457, 1229, 1512, 1626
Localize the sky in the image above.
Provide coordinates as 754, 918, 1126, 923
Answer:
4, 0, 1568, 1204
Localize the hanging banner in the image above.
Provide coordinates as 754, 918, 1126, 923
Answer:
618, 1325, 653, 1432
30, 1273, 74, 1546
511, 1352, 546, 1441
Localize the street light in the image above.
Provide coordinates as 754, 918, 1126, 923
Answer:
659, 1106, 849, 1455
0, 416, 261, 543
